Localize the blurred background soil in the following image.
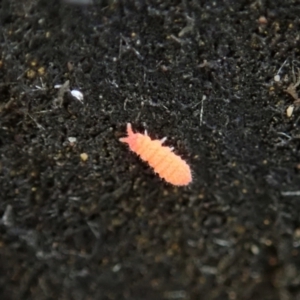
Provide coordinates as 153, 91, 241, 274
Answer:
1, 0, 300, 299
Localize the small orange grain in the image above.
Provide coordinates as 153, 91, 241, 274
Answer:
119, 123, 192, 186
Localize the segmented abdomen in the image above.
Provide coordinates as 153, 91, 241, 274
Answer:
134, 133, 190, 186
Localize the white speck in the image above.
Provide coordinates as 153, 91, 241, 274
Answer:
286, 105, 294, 118
112, 264, 121, 272
213, 238, 232, 247
68, 137, 77, 143
274, 74, 280, 82
38, 18, 45, 25
251, 244, 260, 255
71, 90, 84, 103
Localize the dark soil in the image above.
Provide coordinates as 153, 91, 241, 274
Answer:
1, 1, 300, 299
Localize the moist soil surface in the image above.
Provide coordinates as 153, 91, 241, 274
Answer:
1, 1, 300, 299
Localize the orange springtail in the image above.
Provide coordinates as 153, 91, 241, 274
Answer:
119, 123, 192, 186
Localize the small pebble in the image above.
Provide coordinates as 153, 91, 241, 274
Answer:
258, 16, 268, 25
68, 137, 77, 143
286, 105, 294, 118
80, 153, 88, 161
274, 75, 280, 82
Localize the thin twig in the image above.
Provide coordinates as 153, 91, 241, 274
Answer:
200, 95, 207, 126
